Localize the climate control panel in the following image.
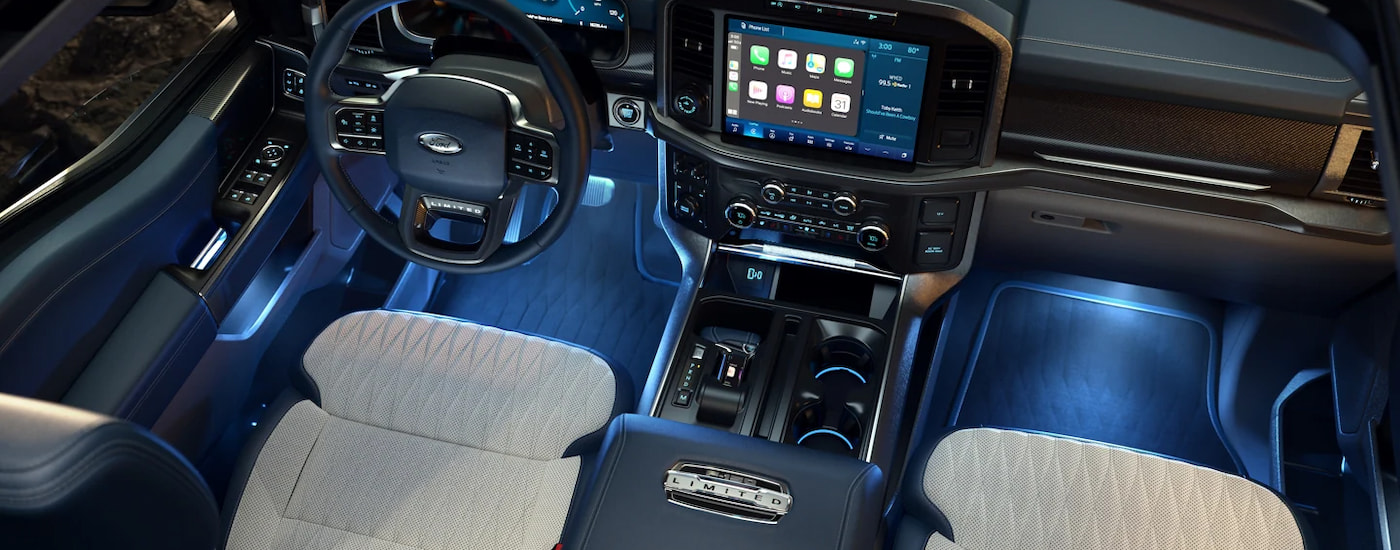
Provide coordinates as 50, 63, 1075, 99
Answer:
667, 146, 975, 274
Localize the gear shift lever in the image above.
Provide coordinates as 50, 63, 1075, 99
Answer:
701, 327, 759, 388
695, 327, 762, 427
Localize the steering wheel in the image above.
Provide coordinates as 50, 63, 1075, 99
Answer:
306, 0, 592, 274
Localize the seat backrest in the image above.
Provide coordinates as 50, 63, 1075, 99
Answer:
0, 393, 219, 549
899, 427, 1307, 550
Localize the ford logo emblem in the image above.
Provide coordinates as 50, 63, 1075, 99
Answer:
418, 133, 463, 155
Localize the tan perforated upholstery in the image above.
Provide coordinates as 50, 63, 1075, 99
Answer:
226, 311, 617, 550
916, 428, 1306, 550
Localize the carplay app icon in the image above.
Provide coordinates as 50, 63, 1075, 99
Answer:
778, 49, 798, 70
803, 89, 823, 108
805, 53, 826, 74
776, 85, 796, 105
750, 45, 770, 66
834, 58, 855, 79
749, 80, 769, 100
831, 93, 852, 113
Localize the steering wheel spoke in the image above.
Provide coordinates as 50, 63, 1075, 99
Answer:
398, 185, 518, 264
328, 95, 388, 155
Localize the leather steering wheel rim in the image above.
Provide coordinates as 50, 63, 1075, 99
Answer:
306, 0, 592, 274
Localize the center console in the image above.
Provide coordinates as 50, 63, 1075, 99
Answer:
586, 2, 1011, 547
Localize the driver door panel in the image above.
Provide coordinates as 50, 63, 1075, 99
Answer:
0, 42, 317, 437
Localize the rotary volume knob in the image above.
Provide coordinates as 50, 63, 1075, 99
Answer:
725, 198, 758, 229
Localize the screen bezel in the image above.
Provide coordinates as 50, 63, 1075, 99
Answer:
719, 15, 942, 171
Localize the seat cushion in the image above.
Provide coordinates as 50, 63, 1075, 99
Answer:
226, 311, 618, 550
904, 428, 1307, 550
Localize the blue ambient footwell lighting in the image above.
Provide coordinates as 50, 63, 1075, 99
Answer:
951, 282, 1240, 473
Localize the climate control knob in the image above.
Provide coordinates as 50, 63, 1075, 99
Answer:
760, 181, 786, 204
832, 193, 859, 216
725, 199, 758, 229
856, 222, 891, 252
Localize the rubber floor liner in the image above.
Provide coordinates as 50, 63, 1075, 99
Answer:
952, 283, 1240, 473
428, 178, 679, 397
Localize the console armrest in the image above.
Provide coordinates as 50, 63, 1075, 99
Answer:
566, 414, 885, 550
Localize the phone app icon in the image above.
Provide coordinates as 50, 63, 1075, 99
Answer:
775, 85, 796, 105
803, 89, 823, 108
750, 45, 770, 66
831, 93, 852, 113
728, 81, 740, 92
834, 58, 856, 78
805, 53, 826, 74
749, 80, 769, 100
778, 49, 799, 70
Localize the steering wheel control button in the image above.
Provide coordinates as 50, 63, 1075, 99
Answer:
507, 133, 555, 182
725, 199, 758, 229
921, 198, 960, 225
915, 231, 954, 266
335, 108, 387, 153
760, 181, 786, 204
832, 194, 859, 216
857, 223, 891, 252
282, 69, 306, 98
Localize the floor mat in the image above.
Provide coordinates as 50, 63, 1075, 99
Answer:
428, 178, 679, 400
952, 282, 1239, 472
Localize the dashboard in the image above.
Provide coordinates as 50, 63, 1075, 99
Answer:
324, 0, 1385, 299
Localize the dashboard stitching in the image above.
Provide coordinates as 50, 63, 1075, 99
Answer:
1019, 36, 1353, 83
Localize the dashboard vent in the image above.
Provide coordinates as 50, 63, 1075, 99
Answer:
936, 45, 995, 117
1336, 130, 1384, 200
324, 0, 383, 51
671, 6, 715, 81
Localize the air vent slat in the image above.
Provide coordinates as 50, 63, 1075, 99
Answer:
671, 6, 715, 81
936, 45, 995, 118
324, 0, 382, 50
1337, 130, 1384, 200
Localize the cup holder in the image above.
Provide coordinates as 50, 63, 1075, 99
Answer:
811, 336, 875, 386
791, 400, 862, 456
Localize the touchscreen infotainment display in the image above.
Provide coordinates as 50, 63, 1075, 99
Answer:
723, 19, 931, 163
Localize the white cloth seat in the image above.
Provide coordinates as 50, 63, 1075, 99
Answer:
901, 427, 1308, 550
224, 310, 619, 550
